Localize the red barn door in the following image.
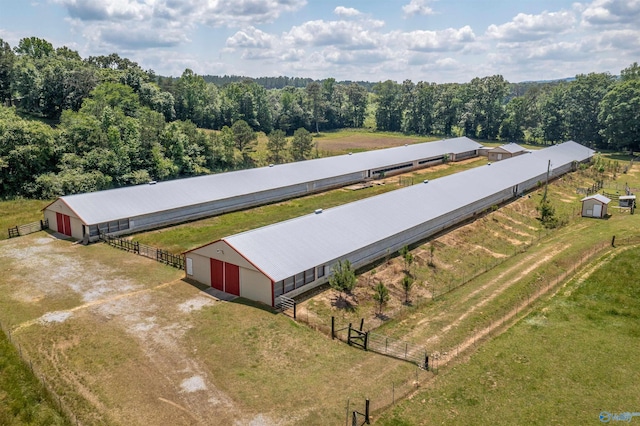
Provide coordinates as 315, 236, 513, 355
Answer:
56, 212, 72, 236
224, 263, 240, 296
210, 259, 224, 291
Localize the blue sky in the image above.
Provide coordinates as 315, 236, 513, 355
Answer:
0, 0, 638, 83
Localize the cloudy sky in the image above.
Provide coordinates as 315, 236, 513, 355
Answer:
0, 0, 638, 83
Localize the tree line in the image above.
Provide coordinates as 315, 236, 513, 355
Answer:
1, 36, 639, 199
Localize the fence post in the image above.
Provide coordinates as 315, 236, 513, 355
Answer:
359, 318, 364, 332
364, 332, 369, 351
293, 301, 297, 320
611, 236, 616, 247
331, 316, 335, 340
365, 399, 370, 425
347, 323, 352, 345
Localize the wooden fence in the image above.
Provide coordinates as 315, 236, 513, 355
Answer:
100, 233, 185, 270
7, 219, 49, 239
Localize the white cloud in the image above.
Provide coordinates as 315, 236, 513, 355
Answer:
486, 11, 576, 41
596, 29, 640, 52
53, 0, 307, 26
334, 6, 362, 17
226, 27, 274, 49
51, 0, 307, 51
285, 19, 383, 49
581, 0, 640, 25
402, 0, 435, 17
401, 26, 476, 52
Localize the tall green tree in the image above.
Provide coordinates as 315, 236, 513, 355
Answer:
329, 260, 356, 302
433, 83, 462, 136
14, 37, 54, 59
344, 83, 368, 128
401, 275, 414, 305
598, 78, 640, 152
0, 106, 57, 195
373, 80, 403, 132
540, 85, 567, 144
564, 73, 614, 147
231, 119, 257, 166
0, 38, 14, 105
266, 129, 287, 164
306, 81, 324, 134
289, 127, 314, 161
621, 62, 640, 81
373, 281, 390, 315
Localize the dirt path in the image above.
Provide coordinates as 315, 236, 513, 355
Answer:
434, 243, 616, 368
0, 235, 258, 425
422, 245, 566, 346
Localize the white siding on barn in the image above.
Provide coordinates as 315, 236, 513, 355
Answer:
188, 141, 593, 306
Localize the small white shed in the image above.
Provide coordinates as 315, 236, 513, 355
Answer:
619, 195, 636, 208
581, 194, 611, 218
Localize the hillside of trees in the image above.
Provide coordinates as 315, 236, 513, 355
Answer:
1, 36, 639, 199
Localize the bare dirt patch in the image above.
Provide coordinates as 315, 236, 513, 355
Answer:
316, 134, 424, 153
0, 234, 250, 425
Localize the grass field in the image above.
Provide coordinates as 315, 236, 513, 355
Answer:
376, 245, 640, 425
0, 198, 52, 241
0, 233, 421, 425
1, 132, 639, 425
0, 327, 69, 425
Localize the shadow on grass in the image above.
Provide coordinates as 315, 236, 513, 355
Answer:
331, 295, 358, 312
231, 297, 279, 315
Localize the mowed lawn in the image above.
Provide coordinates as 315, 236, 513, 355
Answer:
377, 246, 640, 425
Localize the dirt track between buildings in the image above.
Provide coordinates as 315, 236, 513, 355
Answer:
0, 234, 260, 425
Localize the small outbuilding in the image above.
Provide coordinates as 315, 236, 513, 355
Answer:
581, 194, 611, 218
619, 195, 636, 208
487, 143, 527, 162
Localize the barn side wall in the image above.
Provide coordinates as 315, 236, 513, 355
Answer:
273, 164, 579, 306
43, 200, 85, 239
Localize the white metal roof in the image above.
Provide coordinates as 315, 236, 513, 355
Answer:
581, 194, 611, 204
495, 143, 526, 154
55, 137, 481, 224
220, 141, 594, 282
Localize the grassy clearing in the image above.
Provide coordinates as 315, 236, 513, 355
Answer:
133, 156, 488, 253
0, 199, 51, 241
377, 246, 640, 425
0, 233, 418, 425
0, 327, 69, 426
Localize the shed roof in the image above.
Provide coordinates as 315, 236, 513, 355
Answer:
215, 141, 593, 282
581, 194, 611, 204
494, 143, 526, 154
619, 195, 636, 200
53, 137, 481, 225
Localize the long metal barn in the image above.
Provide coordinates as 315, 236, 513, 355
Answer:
43, 137, 481, 241
185, 141, 594, 307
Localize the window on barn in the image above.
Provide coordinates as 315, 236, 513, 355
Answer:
274, 280, 284, 297
108, 221, 119, 232
284, 276, 295, 293
304, 268, 315, 284
119, 219, 130, 230
89, 225, 99, 237
98, 223, 108, 235
317, 265, 325, 278
295, 272, 304, 288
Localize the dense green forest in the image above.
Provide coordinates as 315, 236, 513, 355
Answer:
1, 36, 639, 199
